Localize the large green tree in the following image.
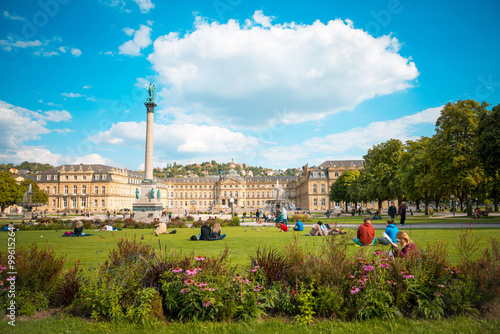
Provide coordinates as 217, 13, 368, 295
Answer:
430, 100, 488, 216
361, 139, 403, 212
476, 103, 500, 174
0, 172, 22, 213
329, 170, 359, 212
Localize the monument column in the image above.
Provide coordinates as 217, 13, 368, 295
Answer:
133, 83, 164, 222
144, 102, 156, 181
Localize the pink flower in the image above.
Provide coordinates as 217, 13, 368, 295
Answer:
202, 300, 211, 307
6, 276, 15, 281
200, 287, 207, 291
208, 288, 215, 292
237, 293, 243, 298
172, 268, 183, 273
363, 265, 375, 272
403, 274, 414, 279
350, 286, 360, 294
349, 275, 355, 279
184, 279, 194, 285
241, 277, 251, 284
195, 256, 205, 261
380, 263, 390, 269
437, 284, 445, 288
253, 288, 260, 292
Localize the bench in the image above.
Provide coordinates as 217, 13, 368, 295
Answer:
482, 211, 489, 218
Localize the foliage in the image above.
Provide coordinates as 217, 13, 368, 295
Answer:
0, 172, 22, 213
329, 170, 360, 212
294, 282, 316, 325
19, 178, 49, 205
475, 103, 500, 177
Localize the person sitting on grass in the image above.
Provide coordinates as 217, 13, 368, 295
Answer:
372, 210, 381, 220
211, 221, 222, 238
389, 231, 417, 258
352, 217, 376, 246
280, 222, 289, 232
73, 221, 84, 237
200, 221, 226, 240
308, 221, 325, 236
293, 220, 304, 231
377, 219, 399, 245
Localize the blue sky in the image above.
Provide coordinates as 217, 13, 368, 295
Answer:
1, 0, 499, 170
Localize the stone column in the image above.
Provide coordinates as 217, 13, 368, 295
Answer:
144, 102, 156, 181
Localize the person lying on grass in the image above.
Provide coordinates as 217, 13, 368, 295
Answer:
308, 221, 325, 236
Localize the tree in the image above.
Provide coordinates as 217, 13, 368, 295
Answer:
476, 104, 500, 177
329, 170, 359, 212
431, 100, 488, 216
19, 179, 48, 205
0, 172, 22, 213
361, 139, 403, 212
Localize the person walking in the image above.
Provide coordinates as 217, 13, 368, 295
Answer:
398, 202, 407, 226
388, 203, 397, 219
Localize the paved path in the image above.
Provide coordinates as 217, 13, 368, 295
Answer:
237, 222, 500, 229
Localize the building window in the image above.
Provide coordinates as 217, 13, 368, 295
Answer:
73, 185, 77, 194
47, 175, 51, 180
72, 198, 77, 208
102, 175, 106, 180
54, 175, 58, 180
64, 185, 68, 195
65, 175, 69, 180
52, 199, 56, 207
321, 198, 326, 206
36, 175, 41, 181
335, 172, 339, 177
313, 185, 317, 193
101, 186, 105, 194
321, 184, 326, 193
313, 198, 318, 206
101, 200, 105, 207
95, 175, 100, 180
81, 198, 86, 208
63, 198, 67, 208
94, 186, 98, 194
82, 175, 87, 180
46, 186, 50, 193
94, 199, 98, 207
82, 185, 86, 195
74, 175, 77, 180
52, 186, 56, 195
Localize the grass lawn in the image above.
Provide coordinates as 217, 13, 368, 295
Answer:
315, 215, 500, 224
1, 316, 499, 333
1, 224, 499, 271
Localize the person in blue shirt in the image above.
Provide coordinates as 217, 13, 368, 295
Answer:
377, 219, 399, 245
293, 220, 304, 231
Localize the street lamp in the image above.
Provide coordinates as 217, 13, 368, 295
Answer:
450, 195, 455, 217
229, 198, 234, 217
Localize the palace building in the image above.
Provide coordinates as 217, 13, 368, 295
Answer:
34, 160, 365, 213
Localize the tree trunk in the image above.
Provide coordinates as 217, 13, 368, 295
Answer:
425, 198, 429, 215
346, 201, 349, 214
495, 198, 499, 212
378, 199, 382, 213
415, 199, 420, 212
466, 192, 473, 217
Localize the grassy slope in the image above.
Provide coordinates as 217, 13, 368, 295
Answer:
1, 223, 499, 271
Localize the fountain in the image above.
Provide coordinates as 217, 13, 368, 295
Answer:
18, 184, 45, 220
263, 180, 295, 215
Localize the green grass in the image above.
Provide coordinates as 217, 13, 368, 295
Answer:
1, 316, 499, 334
2, 224, 499, 271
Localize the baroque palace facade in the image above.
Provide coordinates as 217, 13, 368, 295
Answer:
34, 160, 365, 213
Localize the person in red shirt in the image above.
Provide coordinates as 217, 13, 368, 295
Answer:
353, 217, 376, 246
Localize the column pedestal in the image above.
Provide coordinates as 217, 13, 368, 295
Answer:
132, 180, 163, 222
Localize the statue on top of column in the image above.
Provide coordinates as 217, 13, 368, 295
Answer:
146, 83, 156, 103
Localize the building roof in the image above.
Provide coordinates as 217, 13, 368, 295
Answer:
318, 160, 364, 169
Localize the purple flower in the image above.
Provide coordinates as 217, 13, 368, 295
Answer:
184, 279, 194, 285
253, 288, 260, 292
172, 267, 183, 273
180, 288, 191, 294
349, 275, 355, 279
403, 274, 414, 279
363, 265, 375, 272
350, 286, 360, 294
208, 288, 215, 292
195, 256, 205, 261
380, 263, 390, 269
202, 300, 211, 307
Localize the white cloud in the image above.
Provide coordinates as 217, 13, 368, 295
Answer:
33, 50, 58, 57
148, 12, 419, 128
258, 107, 442, 164
103, 51, 114, 55
132, 0, 155, 13
72, 153, 112, 165
89, 121, 259, 155
123, 27, 135, 36
71, 48, 82, 57
83, 85, 92, 89
3, 11, 23, 20
44, 110, 72, 122
252, 10, 274, 28
53, 129, 73, 134
61, 92, 84, 98
119, 24, 152, 56
59, 46, 67, 53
